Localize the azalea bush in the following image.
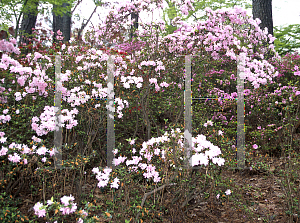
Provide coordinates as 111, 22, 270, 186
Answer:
0, 0, 300, 221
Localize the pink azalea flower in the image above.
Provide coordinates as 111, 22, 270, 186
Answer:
57, 30, 62, 35
0, 146, 8, 156
132, 148, 136, 154
98, 179, 109, 188
36, 146, 48, 155
92, 167, 100, 174
110, 177, 120, 189
32, 136, 41, 143
0, 137, 7, 143
33, 202, 46, 217
294, 71, 300, 76
60, 195, 75, 206
129, 139, 135, 145
207, 120, 213, 126
49, 149, 56, 157
60, 203, 76, 215
8, 153, 21, 163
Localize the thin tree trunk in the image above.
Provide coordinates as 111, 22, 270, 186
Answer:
77, 5, 98, 41
130, 0, 139, 40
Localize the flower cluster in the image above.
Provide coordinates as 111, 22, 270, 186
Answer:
121, 75, 143, 89
92, 167, 120, 189
192, 134, 225, 166
0, 140, 55, 165
31, 106, 79, 136
59, 195, 77, 215
0, 38, 20, 54
33, 202, 46, 218
33, 195, 91, 223
92, 128, 225, 190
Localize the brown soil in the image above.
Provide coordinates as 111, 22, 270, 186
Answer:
158, 157, 297, 223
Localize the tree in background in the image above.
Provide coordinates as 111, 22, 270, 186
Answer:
0, 0, 39, 40
19, 0, 39, 46
0, 0, 104, 46
130, 0, 139, 41
252, 0, 273, 35
52, 1, 73, 43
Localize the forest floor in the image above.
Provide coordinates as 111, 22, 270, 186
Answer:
159, 156, 293, 223
14, 152, 299, 223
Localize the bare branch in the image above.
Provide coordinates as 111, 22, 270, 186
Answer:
71, 0, 83, 15
77, 5, 98, 40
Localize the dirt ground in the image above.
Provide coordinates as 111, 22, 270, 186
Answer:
158, 156, 297, 223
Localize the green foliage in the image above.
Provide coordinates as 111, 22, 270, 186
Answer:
161, 0, 180, 35
274, 24, 300, 56
0, 192, 31, 222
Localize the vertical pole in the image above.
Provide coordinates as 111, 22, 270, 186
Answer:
237, 54, 245, 169
107, 55, 115, 169
54, 55, 62, 169
184, 55, 192, 169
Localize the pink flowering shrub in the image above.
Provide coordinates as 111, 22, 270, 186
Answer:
1, 0, 300, 221
33, 195, 98, 222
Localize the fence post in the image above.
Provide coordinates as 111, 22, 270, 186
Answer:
184, 55, 193, 169
54, 55, 63, 169
237, 54, 245, 169
107, 55, 115, 169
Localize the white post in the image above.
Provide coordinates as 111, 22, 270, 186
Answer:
54, 55, 62, 169
236, 54, 245, 169
107, 55, 115, 169
184, 55, 193, 169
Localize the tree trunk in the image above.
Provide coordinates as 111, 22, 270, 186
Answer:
252, 0, 273, 36
53, 2, 71, 43
19, 0, 38, 54
130, 0, 139, 40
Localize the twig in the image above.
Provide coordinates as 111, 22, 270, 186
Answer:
71, 0, 83, 14
77, 5, 98, 40
181, 182, 208, 209
135, 173, 178, 221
